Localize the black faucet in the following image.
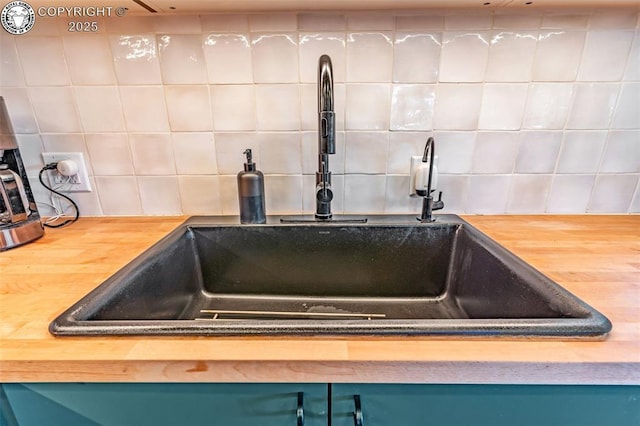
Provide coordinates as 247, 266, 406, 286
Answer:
417, 137, 444, 222
315, 54, 335, 220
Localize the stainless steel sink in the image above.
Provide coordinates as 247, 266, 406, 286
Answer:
49, 215, 611, 337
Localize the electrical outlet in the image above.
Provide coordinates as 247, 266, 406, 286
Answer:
41, 152, 92, 192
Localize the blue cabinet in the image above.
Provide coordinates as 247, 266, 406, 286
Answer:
331, 384, 640, 426
2, 383, 639, 426
0, 383, 327, 426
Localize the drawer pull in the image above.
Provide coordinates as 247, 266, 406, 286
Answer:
297, 392, 304, 426
353, 394, 364, 426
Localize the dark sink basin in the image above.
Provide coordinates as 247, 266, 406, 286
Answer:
50, 215, 611, 337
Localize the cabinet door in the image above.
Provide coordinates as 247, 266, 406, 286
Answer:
1, 383, 327, 426
331, 384, 640, 426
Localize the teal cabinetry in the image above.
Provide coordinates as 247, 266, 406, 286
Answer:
2, 383, 639, 426
0, 383, 327, 426
331, 384, 640, 426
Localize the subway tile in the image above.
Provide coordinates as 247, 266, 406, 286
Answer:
172, 132, 217, 175
16, 37, 70, 86
436, 174, 469, 214
390, 84, 436, 131
541, 14, 589, 29
343, 174, 387, 214
345, 84, 390, 130
0, 37, 24, 86
612, 83, 640, 129
264, 175, 303, 214
395, 15, 444, 31
62, 34, 116, 85
347, 15, 394, 31
153, 15, 202, 34
578, 31, 635, 81
214, 132, 259, 175
523, 83, 574, 130
64, 177, 103, 216
14, 134, 44, 176
439, 31, 490, 83
566, 83, 620, 129
85, 133, 134, 176
623, 31, 640, 81
255, 84, 300, 131
485, 31, 537, 82
393, 32, 441, 84
178, 175, 221, 215
344, 132, 389, 174
298, 14, 346, 31
299, 32, 346, 83
432, 131, 476, 174
157, 34, 208, 84
106, 16, 155, 34
109, 34, 163, 85
556, 131, 607, 174
28, 87, 81, 133
589, 174, 638, 213
630, 184, 640, 213
533, 31, 585, 81
492, 14, 541, 30
506, 174, 553, 213
203, 33, 253, 84
478, 83, 528, 131
472, 132, 519, 174
466, 175, 510, 214
251, 33, 298, 83
249, 14, 297, 32
165, 85, 213, 131
589, 11, 639, 29
384, 175, 422, 214
433, 84, 483, 131
0, 88, 38, 134
547, 175, 596, 213
346, 32, 393, 82
95, 176, 142, 215
74, 86, 126, 132
445, 14, 492, 30
217, 174, 240, 215
210, 84, 256, 131
387, 132, 429, 175
119, 86, 170, 132
514, 131, 562, 174
258, 132, 302, 174
137, 176, 183, 215
600, 130, 640, 173
40, 134, 92, 175
129, 133, 176, 175
201, 15, 249, 32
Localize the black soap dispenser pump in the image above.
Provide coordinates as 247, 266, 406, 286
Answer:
237, 149, 266, 224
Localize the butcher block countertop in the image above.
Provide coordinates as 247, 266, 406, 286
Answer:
0, 215, 638, 384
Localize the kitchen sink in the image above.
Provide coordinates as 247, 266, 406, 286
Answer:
49, 215, 611, 337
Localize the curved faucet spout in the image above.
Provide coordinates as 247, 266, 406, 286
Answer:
316, 55, 336, 219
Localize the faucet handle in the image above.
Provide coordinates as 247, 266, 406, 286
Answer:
432, 191, 444, 211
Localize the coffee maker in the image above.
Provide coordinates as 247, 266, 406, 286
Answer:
0, 96, 44, 251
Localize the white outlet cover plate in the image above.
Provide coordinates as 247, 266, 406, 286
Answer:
41, 152, 92, 192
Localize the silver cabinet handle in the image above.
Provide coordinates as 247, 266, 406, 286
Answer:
353, 394, 364, 426
297, 392, 304, 426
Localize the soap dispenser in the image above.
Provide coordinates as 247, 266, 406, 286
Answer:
237, 149, 266, 224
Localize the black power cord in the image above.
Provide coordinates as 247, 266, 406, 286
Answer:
38, 163, 80, 228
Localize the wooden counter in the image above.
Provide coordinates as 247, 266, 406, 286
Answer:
0, 215, 638, 384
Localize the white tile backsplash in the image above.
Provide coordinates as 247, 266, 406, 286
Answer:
3, 10, 639, 216
439, 31, 490, 83
393, 32, 440, 84
346, 32, 393, 83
